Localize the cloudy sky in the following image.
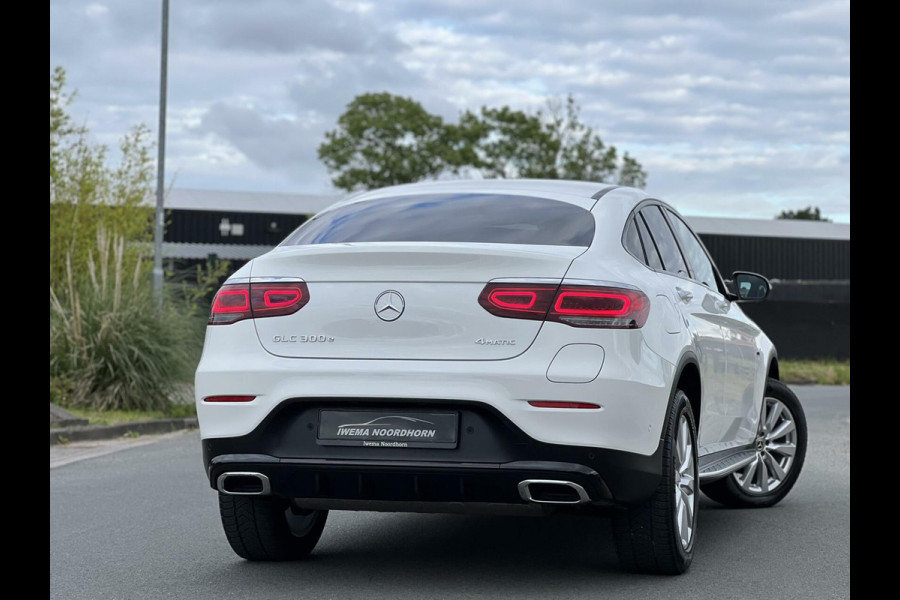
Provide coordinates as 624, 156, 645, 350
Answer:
50, 0, 850, 222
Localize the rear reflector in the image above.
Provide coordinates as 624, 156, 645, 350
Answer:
203, 395, 256, 403
210, 282, 310, 325
528, 401, 601, 409
479, 283, 650, 329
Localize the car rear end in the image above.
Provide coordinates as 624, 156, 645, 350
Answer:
196, 187, 672, 512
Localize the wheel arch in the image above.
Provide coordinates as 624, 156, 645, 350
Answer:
767, 353, 780, 381
673, 352, 702, 430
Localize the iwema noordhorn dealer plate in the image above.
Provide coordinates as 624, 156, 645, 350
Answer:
317, 410, 458, 449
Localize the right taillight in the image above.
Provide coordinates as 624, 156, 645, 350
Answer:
479, 282, 649, 329
209, 282, 310, 325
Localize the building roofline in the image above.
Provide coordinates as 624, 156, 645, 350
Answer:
157, 188, 337, 215
150, 187, 849, 242
685, 215, 849, 241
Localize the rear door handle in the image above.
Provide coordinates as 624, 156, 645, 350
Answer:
676, 287, 693, 303
715, 299, 730, 312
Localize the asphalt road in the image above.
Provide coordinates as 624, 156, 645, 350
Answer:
50, 386, 850, 600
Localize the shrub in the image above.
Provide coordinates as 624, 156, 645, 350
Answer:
50, 230, 197, 411
49, 67, 228, 411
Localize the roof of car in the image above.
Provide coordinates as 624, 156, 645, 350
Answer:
349, 178, 622, 201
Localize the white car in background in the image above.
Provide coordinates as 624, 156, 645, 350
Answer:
196, 179, 807, 574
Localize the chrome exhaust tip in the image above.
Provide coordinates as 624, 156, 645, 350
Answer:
517, 479, 591, 505
216, 472, 271, 495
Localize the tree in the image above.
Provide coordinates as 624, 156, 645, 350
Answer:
317, 93, 458, 191
319, 93, 647, 191
776, 206, 830, 221
460, 95, 646, 187
456, 105, 558, 179
50, 66, 154, 285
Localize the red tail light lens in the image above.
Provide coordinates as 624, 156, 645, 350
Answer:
478, 284, 558, 318
209, 282, 310, 325
550, 286, 649, 328
262, 289, 301, 308
479, 282, 649, 329
250, 283, 309, 318
210, 284, 253, 324
488, 289, 538, 310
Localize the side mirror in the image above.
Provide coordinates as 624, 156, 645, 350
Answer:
731, 271, 771, 302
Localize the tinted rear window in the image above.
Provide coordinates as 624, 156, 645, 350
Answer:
284, 193, 595, 247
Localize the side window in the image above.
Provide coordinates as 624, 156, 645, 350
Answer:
666, 210, 717, 289
623, 218, 645, 263
635, 213, 664, 270
640, 206, 689, 277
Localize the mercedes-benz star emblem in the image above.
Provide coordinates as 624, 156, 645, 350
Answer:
374, 290, 405, 322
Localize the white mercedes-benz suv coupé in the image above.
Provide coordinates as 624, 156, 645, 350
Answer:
196, 179, 807, 574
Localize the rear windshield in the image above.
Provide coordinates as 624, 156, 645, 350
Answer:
284, 193, 595, 247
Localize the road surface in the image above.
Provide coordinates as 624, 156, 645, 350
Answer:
50, 386, 850, 599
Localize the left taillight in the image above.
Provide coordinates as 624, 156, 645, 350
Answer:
209, 282, 310, 325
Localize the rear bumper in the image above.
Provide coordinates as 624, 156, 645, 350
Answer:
196, 321, 674, 456
203, 400, 663, 507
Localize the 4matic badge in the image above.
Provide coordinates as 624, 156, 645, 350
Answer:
474, 337, 517, 346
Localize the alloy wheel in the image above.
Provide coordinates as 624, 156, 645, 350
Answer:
674, 413, 696, 549
732, 396, 798, 494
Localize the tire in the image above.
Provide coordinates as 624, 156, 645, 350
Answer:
701, 378, 807, 508
218, 494, 328, 561
613, 390, 698, 575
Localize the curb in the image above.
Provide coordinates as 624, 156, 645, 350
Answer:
50, 402, 89, 428
50, 418, 198, 446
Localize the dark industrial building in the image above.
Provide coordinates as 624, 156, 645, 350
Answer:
163, 189, 850, 359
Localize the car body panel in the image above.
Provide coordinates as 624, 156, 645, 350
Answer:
196, 179, 778, 498
249, 243, 584, 360
196, 319, 672, 456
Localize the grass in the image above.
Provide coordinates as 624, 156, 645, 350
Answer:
50, 229, 204, 412
66, 403, 196, 426
780, 359, 850, 385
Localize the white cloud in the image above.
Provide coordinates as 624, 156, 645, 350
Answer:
49, 0, 850, 221
84, 3, 107, 18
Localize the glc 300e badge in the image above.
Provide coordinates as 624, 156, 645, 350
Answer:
374, 290, 405, 321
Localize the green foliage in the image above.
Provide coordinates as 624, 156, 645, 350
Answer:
779, 360, 849, 385
50, 373, 75, 406
67, 401, 197, 426
458, 105, 559, 179
319, 92, 647, 191
460, 95, 646, 186
50, 230, 196, 411
49, 67, 217, 412
50, 67, 154, 286
776, 206, 830, 221
167, 258, 234, 368
617, 154, 648, 188
318, 92, 456, 190
172, 258, 234, 313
